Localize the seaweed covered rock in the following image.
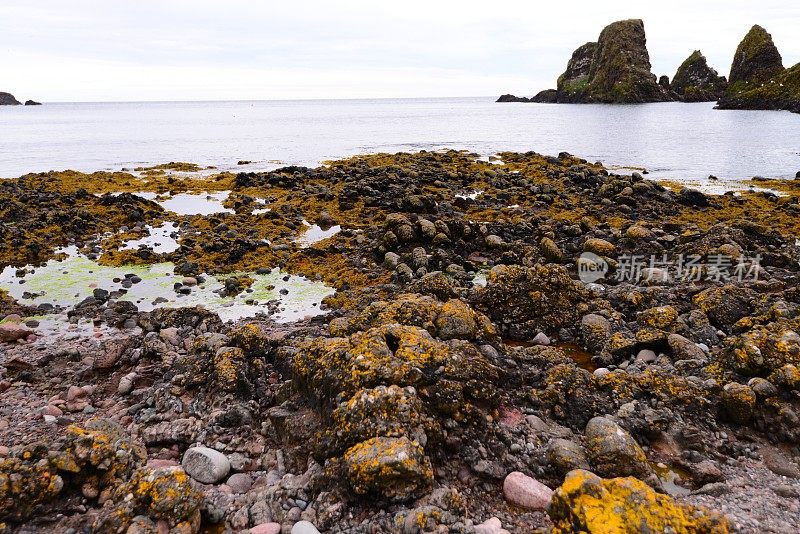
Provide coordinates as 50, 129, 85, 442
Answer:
0, 419, 146, 524
343, 436, 434, 502
329, 294, 497, 343
318, 385, 440, 458
94, 467, 203, 533
723, 319, 800, 376
672, 50, 728, 102
475, 264, 589, 338
717, 25, 800, 113
0, 457, 64, 522
549, 470, 729, 533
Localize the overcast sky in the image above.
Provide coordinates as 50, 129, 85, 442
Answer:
2, 0, 798, 102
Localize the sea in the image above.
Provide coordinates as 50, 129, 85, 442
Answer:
1, 97, 799, 184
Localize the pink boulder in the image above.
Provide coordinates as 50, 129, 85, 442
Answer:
502, 471, 553, 510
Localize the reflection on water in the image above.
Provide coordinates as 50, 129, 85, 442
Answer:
0, 248, 334, 323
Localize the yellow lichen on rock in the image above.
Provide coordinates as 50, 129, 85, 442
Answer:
549, 469, 729, 534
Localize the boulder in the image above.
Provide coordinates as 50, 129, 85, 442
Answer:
721, 382, 756, 424
502, 471, 553, 510
548, 470, 729, 533
24, 100, 42, 106
181, 446, 230, 484
343, 436, 434, 502
0, 322, 34, 343
547, 439, 591, 475
584, 416, 657, 486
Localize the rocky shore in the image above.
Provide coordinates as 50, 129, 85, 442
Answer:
2, 152, 800, 533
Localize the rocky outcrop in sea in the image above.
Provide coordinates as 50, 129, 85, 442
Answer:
717, 25, 800, 113
0, 92, 22, 106
670, 50, 728, 102
501, 19, 674, 105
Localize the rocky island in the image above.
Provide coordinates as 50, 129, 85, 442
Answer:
499, 20, 798, 114
0, 92, 41, 106
2, 152, 800, 532
716, 25, 800, 114
0, 92, 22, 106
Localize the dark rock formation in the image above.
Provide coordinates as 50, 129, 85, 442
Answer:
24, 100, 41, 106
0, 92, 21, 105
728, 25, 784, 87
509, 20, 672, 104
496, 94, 532, 103
532, 89, 557, 103
555, 42, 597, 102
584, 19, 672, 103
671, 50, 728, 102
717, 25, 800, 113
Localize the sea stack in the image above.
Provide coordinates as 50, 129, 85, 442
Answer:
517, 19, 673, 104
716, 25, 800, 113
671, 50, 728, 102
0, 92, 22, 105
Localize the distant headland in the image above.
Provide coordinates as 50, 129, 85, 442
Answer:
0, 92, 41, 106
498, 19, 799, 114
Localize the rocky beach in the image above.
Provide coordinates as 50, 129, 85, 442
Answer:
2, 151, 800, 533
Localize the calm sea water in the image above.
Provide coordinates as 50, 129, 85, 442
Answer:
1, 97, 798, 182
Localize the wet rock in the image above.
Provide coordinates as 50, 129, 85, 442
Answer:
584, 416, 657, 485
721, 383, 756, 424
667, 333, 706, 361
476, 264, 589, 337
549, 470, 729, 533
502, 471, 553, 510
343, 436, 433, 502
580, 314, 611, 353
0, 322, 34, 343
181, 446, 230, 484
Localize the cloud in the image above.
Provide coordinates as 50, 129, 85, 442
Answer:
2, 0, 798, 100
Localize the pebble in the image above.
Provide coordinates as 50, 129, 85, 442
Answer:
532, 332, 550, 345
635, 349, 657, 363
118, 373, 136, 395
182, 446, 231, 483
474, 517, 511, 534
502, 471, 553, 510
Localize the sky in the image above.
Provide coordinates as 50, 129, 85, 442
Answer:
2, 0, 799, 102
